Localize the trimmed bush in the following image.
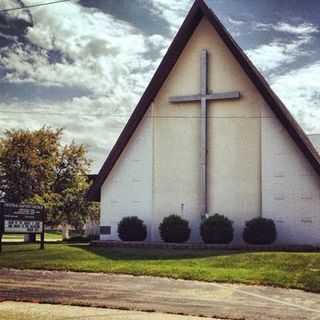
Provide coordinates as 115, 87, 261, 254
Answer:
159, 214, 190, 243
243, 217, 277, 245
200, 214, 234, 244
118, 216, 147, 241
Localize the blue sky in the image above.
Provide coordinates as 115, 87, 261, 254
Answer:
0, 0, 320, 172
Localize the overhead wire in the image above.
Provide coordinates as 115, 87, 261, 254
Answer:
0, 109, 273, 119
0, 0, 73, 13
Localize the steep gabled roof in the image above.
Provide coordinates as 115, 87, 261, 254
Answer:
88, 0, 320, 201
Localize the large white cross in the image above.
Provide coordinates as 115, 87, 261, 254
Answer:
169, 49, 241, 218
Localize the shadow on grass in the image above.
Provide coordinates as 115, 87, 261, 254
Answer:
75, 244, 250, 261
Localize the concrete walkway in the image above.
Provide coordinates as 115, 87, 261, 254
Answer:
0, 301, 216, 320
0, 269, 319, 320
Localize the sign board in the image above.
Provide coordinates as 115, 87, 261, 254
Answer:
2, 203, 43, 233
0, 203, 45, 252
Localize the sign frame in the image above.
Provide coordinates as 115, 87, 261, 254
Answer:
0, 202, 45, 252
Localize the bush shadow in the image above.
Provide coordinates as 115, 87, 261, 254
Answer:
73, 244, 256, 261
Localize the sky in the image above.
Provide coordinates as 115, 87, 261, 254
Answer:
0, 0, 320, 173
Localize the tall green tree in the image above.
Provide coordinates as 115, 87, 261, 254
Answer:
0, 127, 98, 229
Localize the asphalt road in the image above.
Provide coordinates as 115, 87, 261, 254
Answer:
0, 269, 319, 320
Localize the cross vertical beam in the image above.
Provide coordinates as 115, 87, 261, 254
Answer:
169, 49, 240, 219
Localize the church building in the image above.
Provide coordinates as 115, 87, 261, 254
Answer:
88, 0, 320, 245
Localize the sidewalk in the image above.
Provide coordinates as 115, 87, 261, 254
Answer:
0, 301, 218, 320
0, 268, 319, 320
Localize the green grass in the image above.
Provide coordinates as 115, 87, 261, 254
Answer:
0, 243, 319, 293
2, 231, 62, 242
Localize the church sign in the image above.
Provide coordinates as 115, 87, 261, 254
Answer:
0, 203, 45, 252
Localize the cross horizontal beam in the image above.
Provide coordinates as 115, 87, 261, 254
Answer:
169, 91, 240, 103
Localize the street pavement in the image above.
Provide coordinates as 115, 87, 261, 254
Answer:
0, 269, 319, 320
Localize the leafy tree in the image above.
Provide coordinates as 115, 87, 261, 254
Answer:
0, 127, 98, 229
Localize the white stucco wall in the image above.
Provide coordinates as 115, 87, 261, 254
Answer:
100, 110, 153, 240
262, 110, 320, 245
152, 17, 262, 242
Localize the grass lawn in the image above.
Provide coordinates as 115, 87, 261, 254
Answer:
2, 231, 62, 242
0, 243, 319, 293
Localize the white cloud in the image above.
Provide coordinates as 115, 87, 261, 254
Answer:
254, 23, 270, 31
247, 21, 320, 133
246, 36, 312, 73
228, 17, 245, 26
1, 1, 174, 96
271, 62, 320, 133
149, 0, 191, 34
255, 21, 319, 35
0, 1, 176, 171
273, 22, 318, 35
1, 1, 156, 97
246, 21, 318, 73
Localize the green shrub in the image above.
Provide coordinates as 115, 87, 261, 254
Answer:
118, 216, 147, 241
159, 214, 190, 243
200, 214, 233, 244
243, 217, 277, 245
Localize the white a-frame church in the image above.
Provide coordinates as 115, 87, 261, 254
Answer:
88, 0, 320, 245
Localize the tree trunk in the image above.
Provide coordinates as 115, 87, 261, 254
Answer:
62, 224, 70, 240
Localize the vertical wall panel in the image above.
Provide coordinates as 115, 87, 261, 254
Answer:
100, 110, 153, 240
262, 114, 320, 245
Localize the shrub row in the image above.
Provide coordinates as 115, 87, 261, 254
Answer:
118, 214, 277, 245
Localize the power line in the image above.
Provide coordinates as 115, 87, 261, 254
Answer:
0, 110, 274, 119
0, 0, 73, 13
